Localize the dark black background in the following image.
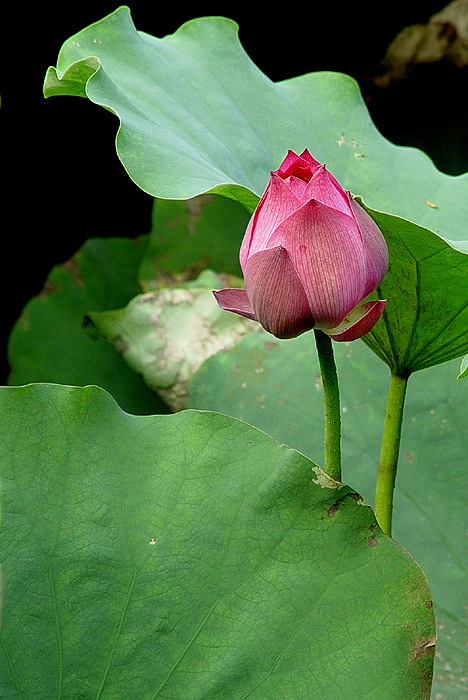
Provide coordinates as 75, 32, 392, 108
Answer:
3, 1, 467, 382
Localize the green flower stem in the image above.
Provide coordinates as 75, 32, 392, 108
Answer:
374, 371, 409, 537
314, 330, 341, 482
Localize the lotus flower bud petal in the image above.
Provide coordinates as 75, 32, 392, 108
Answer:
214, 150, 389, 342
326, 300, 387, 342
268, 199, 366, 328
244, 246, 315, 339
277, 149, 321, 180
302, 166, 351, 214
213, 288, 258, 321
240, 173, 301, 270
347, 195, 389, 298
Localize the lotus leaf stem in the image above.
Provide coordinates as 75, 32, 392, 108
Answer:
374, 371, 409, 537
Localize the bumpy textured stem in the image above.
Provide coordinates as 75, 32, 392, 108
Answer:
374, 372, 409, 537
314, 330, 342, 482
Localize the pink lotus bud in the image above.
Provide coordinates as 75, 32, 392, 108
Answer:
214, 149, 388, 340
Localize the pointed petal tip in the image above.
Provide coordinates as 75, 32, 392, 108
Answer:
327, 300, 387, 342
213, 288, 258, 322
299, 148, 321, 164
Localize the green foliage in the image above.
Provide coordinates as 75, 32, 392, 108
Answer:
7, 236, 167, 415
2, 7, 467, 699
0, 384, 435, 699
187, 334, 468, 698
358, 202, 468, 374
42, 7, 467, 375
139, 195, 248, 287
90, 270, 258, 411
7, 196, 250, 410
43, 7, 467, 253
458, 354, 468, 380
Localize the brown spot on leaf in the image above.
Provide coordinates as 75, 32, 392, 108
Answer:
19, 312, 30, 331
185, 194, 213, 236
409, 635, 437, 664
368, 535, 379, 548
38, 278, 59, 300
113, 335, 129, 355
327, 504, 338, 519
61, 255, 85, 287
348, 492, 362, 502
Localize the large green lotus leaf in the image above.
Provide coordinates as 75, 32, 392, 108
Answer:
187, 334, 468, 699
7, 236, 167, 415
139, 194, 248, 290
358, 202, 468, 373
43, 7, 467, 252
42, 7, 468, 378
89, 270, 260, 410
0, 384, 435, 699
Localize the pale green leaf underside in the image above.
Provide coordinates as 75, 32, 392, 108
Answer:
43, 6, 467, 250
0, 384, 435, 699
90, 271, 259, 410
